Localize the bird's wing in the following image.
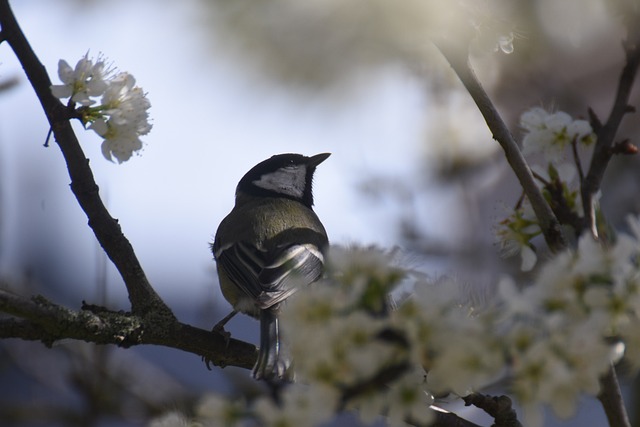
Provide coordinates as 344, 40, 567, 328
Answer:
216, 241, 324, 310
257, 243, 324, 308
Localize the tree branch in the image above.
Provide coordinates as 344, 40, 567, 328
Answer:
0, 289, 257, 370
598, 365, 631, 427
0, 0, 164, 316
462, 393, 522, 427
582, 31, 640, 239
435, 39, 566, 252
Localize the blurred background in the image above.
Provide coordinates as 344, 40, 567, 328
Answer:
0, 0, 639, 425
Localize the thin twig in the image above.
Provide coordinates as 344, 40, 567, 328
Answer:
531, 170, 550, 186
44, 127, 53, 147
582, 33, 640, 239
435, 39, 566, 252
571, 138, 585, 184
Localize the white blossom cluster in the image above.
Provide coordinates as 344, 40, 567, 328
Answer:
495, 107, 596, 270
495, 218, 640, 425
292, 237, 640, 426
148, 231, 640, 426
50, 54, 152, 163
520, 107, 595, 161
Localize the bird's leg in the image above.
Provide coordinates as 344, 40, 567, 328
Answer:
212, 309, 238, 343
202, 310, 238, 370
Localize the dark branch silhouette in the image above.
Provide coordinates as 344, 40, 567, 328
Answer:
582, 29, 640, 239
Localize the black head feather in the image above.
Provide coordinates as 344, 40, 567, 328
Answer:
237, 153, 330, 208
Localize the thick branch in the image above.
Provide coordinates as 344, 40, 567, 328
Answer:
430, 411, 483, 427
435, 40, 566, 251
462, 393, 522, 427
0, 0, 164, 316
0, 289, 257, 370
598, 365, 631, 427
582, 33, 640, 238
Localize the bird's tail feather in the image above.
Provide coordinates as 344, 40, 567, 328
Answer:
253, 309, 292, 382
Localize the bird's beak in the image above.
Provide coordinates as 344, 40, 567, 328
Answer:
308, 152, 331, 167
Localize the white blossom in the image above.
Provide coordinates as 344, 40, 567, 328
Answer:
385, 370, 434, 427
427, 332, 504, 396
253, 384, 337, 427
100, 73, 152, 134
626, 214, 640, 242
51, 56, 151, 163
494, 201, 540, 271
520, 107, 595, 162
147, 412, 190, 427
90, 118, 144, 163
196, 394, 245, 427
276, 235, 640, 427
50, 54, 109, 106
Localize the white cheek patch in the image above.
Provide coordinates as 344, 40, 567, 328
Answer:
253, 167, 307, 198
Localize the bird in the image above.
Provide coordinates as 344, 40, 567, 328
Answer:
212, 153, 330, 381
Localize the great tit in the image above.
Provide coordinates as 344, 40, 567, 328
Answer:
212, 153, 330, 381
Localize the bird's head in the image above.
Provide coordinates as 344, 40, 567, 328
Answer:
236, 153, 331, 208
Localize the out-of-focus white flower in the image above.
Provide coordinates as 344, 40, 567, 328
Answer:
497, 277, 540, 318
531, 162, 578, 185
519, 246, 537, 272
520, 107, 548, 130
427, 333, 504, 396
279, 237, 640, 427
520, 107, 596, 162
147, 411, 190, 427
50, 54, 109, 106
51, 56, 151, 163
566, 119, 593, 140
355, 390, 388, 425
253, 397, 298, 427
494, 202, 540, 271
385, 369, 434, 427
573, 234, 607, 277
196, 394, 245, 426
253, 383, 338, 427
627, 214, 640, 242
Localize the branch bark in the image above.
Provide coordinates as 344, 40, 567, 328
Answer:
582, 31, 640, 238
435, 39, 566, 252
462, 393, 522, 427
0, 289, 257, 370
598, 365, 631, 427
